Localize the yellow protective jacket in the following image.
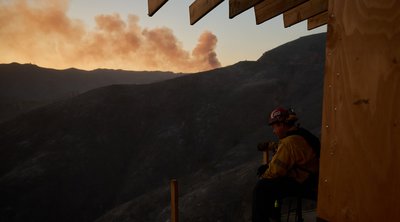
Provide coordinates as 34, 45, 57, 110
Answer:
261, 131, 319, 183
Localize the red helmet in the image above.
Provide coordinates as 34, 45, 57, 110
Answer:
268, 107, 298, 125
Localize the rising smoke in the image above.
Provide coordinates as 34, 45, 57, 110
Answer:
0, 0, 221, 73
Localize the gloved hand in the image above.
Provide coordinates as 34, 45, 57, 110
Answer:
257, 164, 268, 177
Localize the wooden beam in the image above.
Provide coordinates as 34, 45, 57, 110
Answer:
190, 0, 224, 25
254, 0, 308, 25
307, 10, 328, 30
148, 0, 169, 16
170, 179, 179, 222
283, 0, 328, 27
229, 0, 263, 18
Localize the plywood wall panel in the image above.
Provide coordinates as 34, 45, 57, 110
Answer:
317, 0, 400, 221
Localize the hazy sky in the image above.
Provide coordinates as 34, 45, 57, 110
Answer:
0, 0, 326, 72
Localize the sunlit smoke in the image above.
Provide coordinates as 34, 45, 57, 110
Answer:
0, 0, 221, 73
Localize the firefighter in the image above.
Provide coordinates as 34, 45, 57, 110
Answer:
252, 107, 319, 222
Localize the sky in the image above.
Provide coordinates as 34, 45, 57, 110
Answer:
0, 0, 326, 73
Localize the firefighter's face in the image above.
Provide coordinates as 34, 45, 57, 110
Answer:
271, 122, 287, 139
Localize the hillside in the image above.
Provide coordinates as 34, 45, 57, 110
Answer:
0, 64, 179, 123
0, 33, 326, 222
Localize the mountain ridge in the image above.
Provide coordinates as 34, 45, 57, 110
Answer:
0, 33, 326, 222
0, 63, 180, 123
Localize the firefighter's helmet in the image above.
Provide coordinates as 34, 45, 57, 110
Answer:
268, 107, 298, 125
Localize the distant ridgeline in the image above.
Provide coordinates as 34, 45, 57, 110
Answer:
0, 63, 179, 123
0, 33, 325, 222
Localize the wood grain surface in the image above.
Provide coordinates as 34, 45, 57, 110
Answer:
318, 0, 400, 221
148, 0, 169, 16
229, 0, 263, 18
254, 0, 308, 25
190, 0, 224, 25
307, 11, 328, 30
283, 0, 328, 27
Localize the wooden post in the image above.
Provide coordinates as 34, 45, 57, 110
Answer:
263, 151, 270, 164
170, 179, 179, 222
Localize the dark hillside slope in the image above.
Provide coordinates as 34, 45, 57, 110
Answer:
0, 33, 326, 222
0, 64, 178, 123
258, 32, 326, 65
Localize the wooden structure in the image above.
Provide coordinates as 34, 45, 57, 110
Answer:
170, 179, 179, 222
148, 0, 328, 29
147, 0, 168, 16
263, 150, 269, 164
148, 0, 400, 221
282, 0, 328, 28
318, 1, 400, 221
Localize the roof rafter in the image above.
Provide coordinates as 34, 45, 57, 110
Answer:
148, 0, 169, 16
147, 0, 328, 30
307, 10, 328, 30
283, 0, 328, 27
254, 0, 308, 25
190, 0, 224, 25
229, 0, 263, 18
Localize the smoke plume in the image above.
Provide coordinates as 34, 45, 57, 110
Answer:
0, 0, 221, 73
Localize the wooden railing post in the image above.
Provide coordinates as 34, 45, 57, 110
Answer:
263, 151, 270, 164
170, 179, 179, 222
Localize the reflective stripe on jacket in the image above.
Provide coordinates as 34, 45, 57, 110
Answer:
261, 133, 319, 183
